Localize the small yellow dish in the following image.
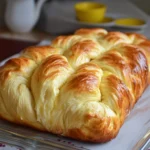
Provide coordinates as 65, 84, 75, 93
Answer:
100, 17, 114, 23
75, 2, 106, 23
115, 18, 145, 26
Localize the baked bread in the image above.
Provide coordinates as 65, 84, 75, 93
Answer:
0, 28, 150, 142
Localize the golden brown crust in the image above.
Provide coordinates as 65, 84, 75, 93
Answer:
22, 45, 60, 63
136, 40, 150, 83
66, 116, 119, 143
0, 57, 35, 85
75, 28, 107, 36
0, 28, 149, 143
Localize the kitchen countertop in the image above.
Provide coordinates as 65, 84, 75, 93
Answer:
0, 27, 54, 42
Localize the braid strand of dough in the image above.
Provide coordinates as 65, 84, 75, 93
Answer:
0, 28, 149, 142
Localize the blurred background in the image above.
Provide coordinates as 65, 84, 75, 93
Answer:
0, 0, 150, 37
0, 0, 150, 62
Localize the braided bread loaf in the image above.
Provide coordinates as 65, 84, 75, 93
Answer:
0, 28, 150, 142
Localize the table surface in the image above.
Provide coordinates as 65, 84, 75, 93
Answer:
0, 28, 53, 42
0, 38, 39, 62
0, 143, 22, 150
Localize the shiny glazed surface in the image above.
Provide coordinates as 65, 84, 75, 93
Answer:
0, 28, 150, 142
